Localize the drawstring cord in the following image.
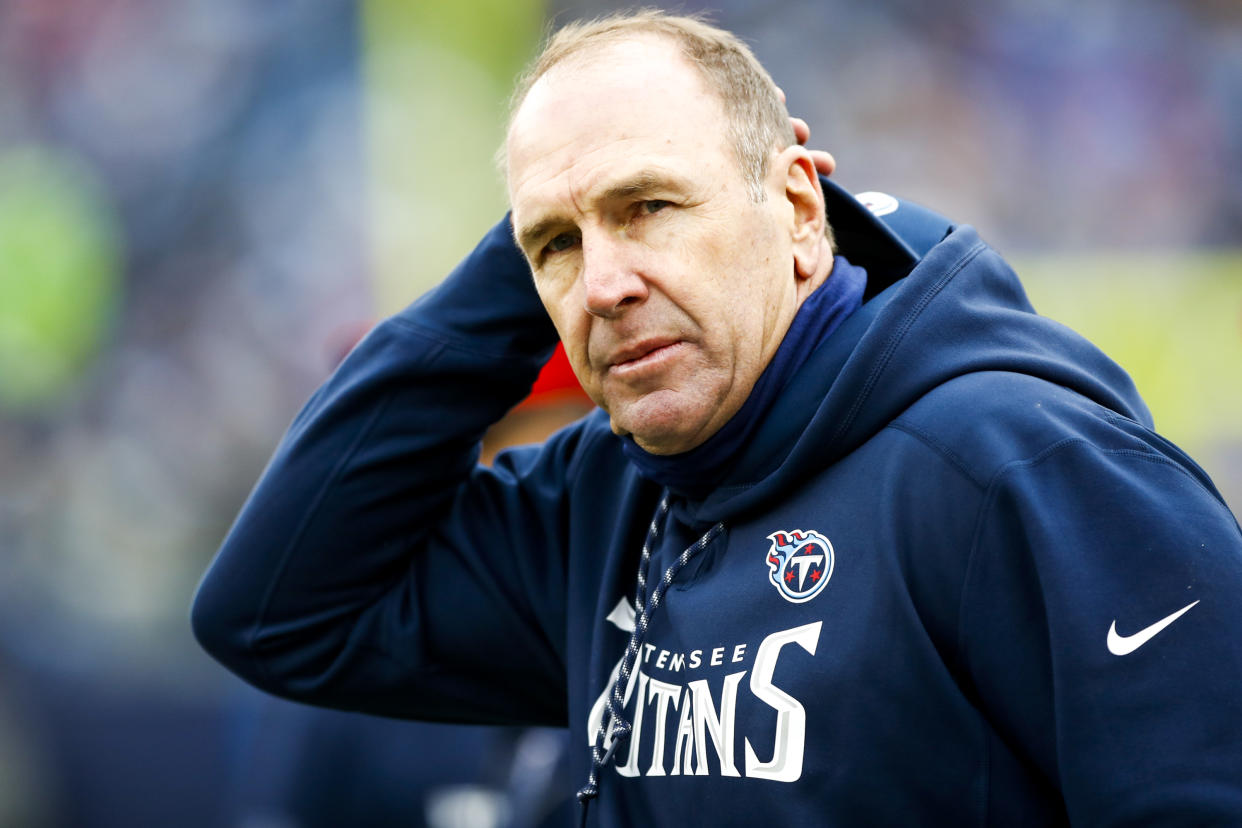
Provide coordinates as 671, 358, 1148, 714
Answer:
576, 492, 724, 826
576, 495, 667, 818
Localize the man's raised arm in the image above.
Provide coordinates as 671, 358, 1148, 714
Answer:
192, 217, 573, 724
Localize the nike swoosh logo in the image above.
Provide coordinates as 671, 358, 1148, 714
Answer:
1107, 600, 1199, 656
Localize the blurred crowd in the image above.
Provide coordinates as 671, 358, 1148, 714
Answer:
578, 0, 1242, 250
0, 0, 1237, 825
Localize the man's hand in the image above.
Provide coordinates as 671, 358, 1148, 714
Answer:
791, 117, 836, 177
779, 86, 836, 178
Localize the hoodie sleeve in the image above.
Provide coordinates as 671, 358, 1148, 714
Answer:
191, 216, 576, 725
960, 428, 1242, 824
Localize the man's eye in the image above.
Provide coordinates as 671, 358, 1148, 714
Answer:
643, 200, 671, 214
545, 233, 578, 254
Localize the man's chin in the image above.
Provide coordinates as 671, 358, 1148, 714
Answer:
608, 411, 706, 456
630, 435, 685, 456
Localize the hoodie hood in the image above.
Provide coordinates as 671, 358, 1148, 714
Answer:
689, 188, 1151, 524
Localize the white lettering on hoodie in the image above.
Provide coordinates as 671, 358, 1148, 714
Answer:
586, 611, 823, 782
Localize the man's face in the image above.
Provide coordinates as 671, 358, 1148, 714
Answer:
508, 36, 801, 455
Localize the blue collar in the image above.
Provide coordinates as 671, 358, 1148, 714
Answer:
621, 256, 868, 497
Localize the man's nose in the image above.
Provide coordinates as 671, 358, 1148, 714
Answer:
581, 233, 648, 319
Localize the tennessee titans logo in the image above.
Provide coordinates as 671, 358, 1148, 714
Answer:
765, 530, 834, 604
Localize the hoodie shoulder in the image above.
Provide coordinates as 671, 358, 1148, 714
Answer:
825, 224, 1165, 490
891, 371, 1164, 490
856, 189, 956, 258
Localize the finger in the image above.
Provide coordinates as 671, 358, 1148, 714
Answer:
791, 117, 810, 146
775, 85, 786, 104
810, 150, 836, 177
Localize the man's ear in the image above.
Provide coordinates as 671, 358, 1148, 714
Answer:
777, 147, 827, 281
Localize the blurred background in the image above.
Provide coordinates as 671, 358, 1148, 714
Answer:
0, 0, 1238, 825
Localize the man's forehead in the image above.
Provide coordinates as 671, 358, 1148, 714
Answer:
508, 34, 715, 154
506, 35, 726, 203
527, 32, 697, 103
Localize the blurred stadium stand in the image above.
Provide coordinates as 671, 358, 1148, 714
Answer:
0, 0, 1237, 825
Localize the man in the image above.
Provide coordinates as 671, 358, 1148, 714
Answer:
194, 11, 1242, 826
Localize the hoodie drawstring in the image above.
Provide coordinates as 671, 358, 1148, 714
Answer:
576, 492, 724, 826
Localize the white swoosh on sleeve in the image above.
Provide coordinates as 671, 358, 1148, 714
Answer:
1107, 600, 1200, 656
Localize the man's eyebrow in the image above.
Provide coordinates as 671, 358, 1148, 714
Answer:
516, 217, 566, 255
600, 171, 673, 201
516, 171, 687, 253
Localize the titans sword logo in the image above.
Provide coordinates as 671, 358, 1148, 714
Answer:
765, 530, 834, 603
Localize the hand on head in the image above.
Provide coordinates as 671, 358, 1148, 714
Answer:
778, 87, 836, 178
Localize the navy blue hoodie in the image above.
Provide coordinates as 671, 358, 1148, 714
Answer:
194, 180, 1242, 825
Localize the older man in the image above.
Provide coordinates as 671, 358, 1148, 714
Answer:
194, 11, 1242, 826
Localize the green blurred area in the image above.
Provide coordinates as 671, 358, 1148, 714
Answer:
0, 146, 120, 411
361, 0, 544, 313
1020, 251, 1242, 505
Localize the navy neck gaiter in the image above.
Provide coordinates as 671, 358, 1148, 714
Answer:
621, 256, 868, 498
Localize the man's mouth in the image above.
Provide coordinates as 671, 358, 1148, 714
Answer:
608, 338, 685, 376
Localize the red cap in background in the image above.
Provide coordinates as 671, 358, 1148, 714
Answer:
522, 343, 590, 409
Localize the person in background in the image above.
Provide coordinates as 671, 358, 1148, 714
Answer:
482, 345, 594, 466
